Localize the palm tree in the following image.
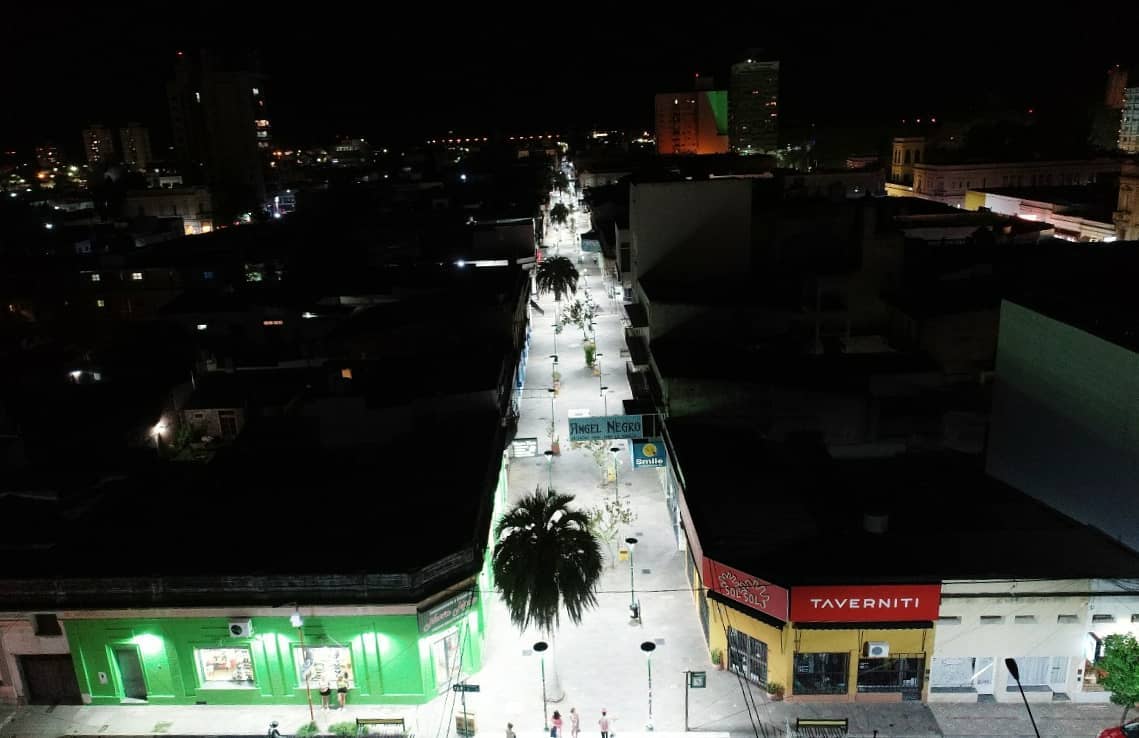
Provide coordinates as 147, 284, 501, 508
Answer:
535, 256, 579, 302
493, 488, 603, 701
549, 202, 570, 225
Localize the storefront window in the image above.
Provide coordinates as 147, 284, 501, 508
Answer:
727, 627, 768, 684
793, 652, 850, 695
857, 654, 925, 693
196, 648, 255, 687
294, 646, 353, 690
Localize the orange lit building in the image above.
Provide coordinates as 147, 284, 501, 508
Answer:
654, 89, 729, 155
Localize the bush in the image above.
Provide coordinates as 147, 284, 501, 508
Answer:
330, 722, 357, 738
297, 722, 320, 737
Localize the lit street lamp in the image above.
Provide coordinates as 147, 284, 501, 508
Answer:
640, 641, 656, 731
609, 446, 621, 506
533, 641, 550, 731
291, 607, 315, 722
544, 450, 554, 492
625, 537, 640, 621
600, 386, 609, 416
1005, 658, 1041, 738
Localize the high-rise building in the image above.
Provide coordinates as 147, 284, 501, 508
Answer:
118, 123, 153, 172
167, 50, 268, 220
653, 85, 729, 155
81, 124, 115, 166
1105, 64, 1129, 109
729, 57, 779, 154
1119, 87, 1139, 154
35, 142, 61, 169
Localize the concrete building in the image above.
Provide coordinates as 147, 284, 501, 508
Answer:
1105, 64, 1129, 109
118, 123, 153, 172
890, 137, 926, 185
653, 89, 729, 155
987, 285, 1139, 554
81, 124, 115, 166
729, 58, 779, 154
1120, 87, 1139, 154
910, 158, 1120, 208
964, 185, 1119, 242
123, 186, 213, 235
1115, 160, 1139, 240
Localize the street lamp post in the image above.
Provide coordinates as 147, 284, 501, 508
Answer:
544, 450, 554, 492
594, 351, 603, 380
1005, 658, 1042, 738
534, 641, 550, 731
640, 641, 656, 731
609, 446, 621, 506
291, 608, 315, 723
549, 354, 559, 390
626, 537, 639, 621
600, 386, 609, 416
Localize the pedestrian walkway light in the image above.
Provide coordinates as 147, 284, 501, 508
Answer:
533, 641, 550, 731
544, 450, 554, 492
1005, 658, 1041, 738
609, 446, 621, 506
625, 537, 639, 621
640, 641, 656, 731
600, 386, 609, 416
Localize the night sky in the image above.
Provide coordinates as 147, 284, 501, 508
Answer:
3, 6, 1137, 156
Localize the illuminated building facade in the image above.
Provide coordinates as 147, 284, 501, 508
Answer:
81, 124, 115, 166
729, 59, 779, 154
654, 89, 729, 155
118, 123, 153, 172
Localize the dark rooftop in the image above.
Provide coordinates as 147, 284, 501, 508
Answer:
667, 417, 1139, 585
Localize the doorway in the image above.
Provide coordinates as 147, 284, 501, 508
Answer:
113, 646, 147, 701
19, 655, 82, 705
430, 628, 461, 693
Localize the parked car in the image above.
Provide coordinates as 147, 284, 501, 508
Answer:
1098, 721, 1139, 738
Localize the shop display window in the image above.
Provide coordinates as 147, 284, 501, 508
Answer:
793, 652, 850, 695
857, 654, 925, 693
294, 646, 354, 689
196, 647, 255, 687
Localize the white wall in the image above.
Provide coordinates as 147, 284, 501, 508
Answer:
0, 617, 72, 704
931, 580, 1090, 703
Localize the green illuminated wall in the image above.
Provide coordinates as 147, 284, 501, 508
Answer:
706, 91, 729, 136
64, 607, 485, 706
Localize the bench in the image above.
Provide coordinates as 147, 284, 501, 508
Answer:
355, 717, 406, 736
795, 717, 849, 737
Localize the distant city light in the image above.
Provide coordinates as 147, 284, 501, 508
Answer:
196, 323, 208, 331
455, 260, 466, 268
44, 223, 53, 230
460, 173, 467, 182
301, 312, 317, 319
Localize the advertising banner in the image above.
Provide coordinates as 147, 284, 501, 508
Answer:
704, 558, 789, 621
631, 438, 667, 468
790, 584, 941, 622
568, 414, 643, 441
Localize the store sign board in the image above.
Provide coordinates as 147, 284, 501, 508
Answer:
418, 591, 477, 633
790, 584, 941, 622
704, 558, 789, 622
568, 414, 643, 441
631, 438, 667, 468
510, 437, 538, 458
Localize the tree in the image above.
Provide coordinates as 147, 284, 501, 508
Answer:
585, 496, 637, 565
535, 256, 579, 303
550, 202, 570, 225
559, 297, 597, 341
1098, 633, 1139, 723
493, 488, 603, 700
553, 170, 569, 192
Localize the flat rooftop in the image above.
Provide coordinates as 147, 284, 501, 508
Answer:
668, 417, 1139, 585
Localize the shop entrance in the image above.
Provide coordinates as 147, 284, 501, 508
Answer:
19, 655, 82, 705
113, 646, 147, 701
430, 628, 461, 693
727, 627, 768, 685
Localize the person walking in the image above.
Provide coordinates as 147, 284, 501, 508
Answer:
569, 707, 580, 738
598, 709, 610, 738
551, 710, 563, 738
506, 723, 516, 738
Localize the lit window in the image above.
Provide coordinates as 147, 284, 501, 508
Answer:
262, 319, 284, 326
295, 646, 353, 689
195, 648, 256, 688
90, 274, 101, 282
96, 299, 105, 308
196, 324, 208, 331
131, 272, 143, 281
341, 368, 353, 380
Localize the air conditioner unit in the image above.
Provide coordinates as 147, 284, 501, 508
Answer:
228, 619, 253, 638
865, 641, 890, 658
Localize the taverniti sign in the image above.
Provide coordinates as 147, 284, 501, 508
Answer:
704, 558, 789, 622
790, 584, 941, 623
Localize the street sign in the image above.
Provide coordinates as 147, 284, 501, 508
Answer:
568, 414, 643, 441
452, 683, 481, 693
510, 437, 538, 458
688, 671, 706, 688
631, 438, 667, 468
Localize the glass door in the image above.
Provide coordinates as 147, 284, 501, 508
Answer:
431, 628, 461, 693
726, 627, 768, 685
